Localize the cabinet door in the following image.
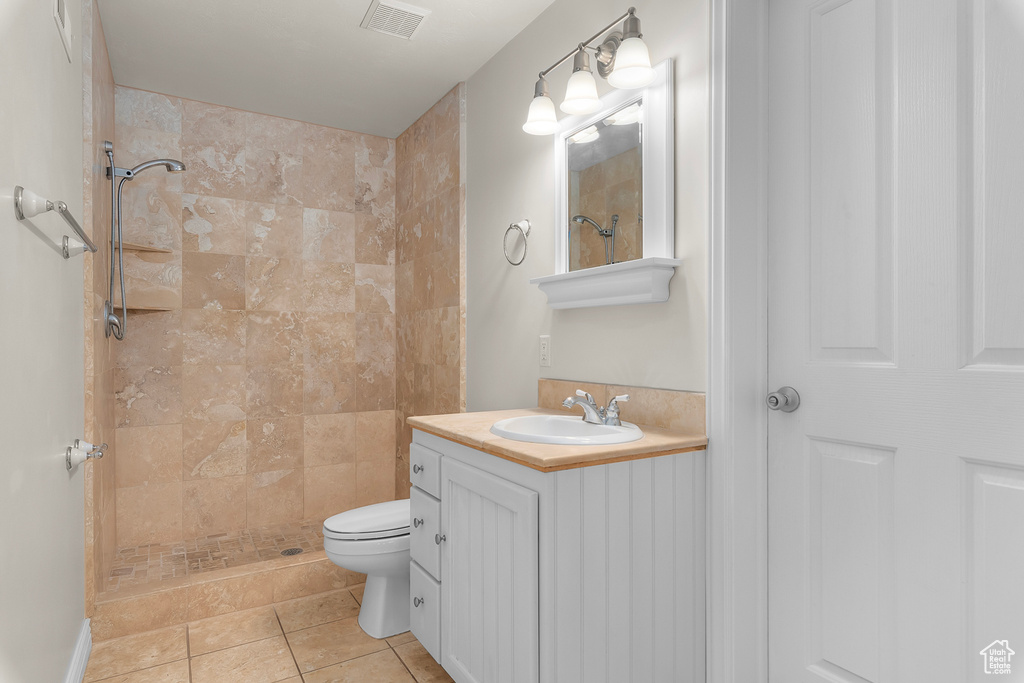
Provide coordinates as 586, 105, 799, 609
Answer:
441, 458, 539, 683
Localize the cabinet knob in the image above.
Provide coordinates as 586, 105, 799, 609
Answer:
435, 533, 446, 545
412, 464, 424, 474
413, 597, 424, 607
413, 517, 423, 528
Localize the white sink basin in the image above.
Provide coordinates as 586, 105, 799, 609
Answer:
490, 414, 643, 446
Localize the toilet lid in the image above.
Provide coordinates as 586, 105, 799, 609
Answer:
323, 499, 410, 540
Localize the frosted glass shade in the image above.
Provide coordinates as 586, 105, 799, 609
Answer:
523, 95, 558, 135
608, 37, 656, 89
560, 70, 601, 115
569, 125, 600, 144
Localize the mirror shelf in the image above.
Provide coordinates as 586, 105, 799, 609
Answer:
530, 256, 682, 309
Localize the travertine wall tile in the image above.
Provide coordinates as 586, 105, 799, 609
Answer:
115, 424, 183, 488
182, 194, 247, 255
107, 85, 422, 555
182, 476, 247, 538
183, 420, 247, 480
182, 309, 246, 365
303, 414, 356, 467
247, 416, 304, 473
246, 469, 303, 528
116, 481, 183, 547
182, 252, 246, 310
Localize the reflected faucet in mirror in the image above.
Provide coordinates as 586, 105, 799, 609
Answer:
571, 214, 619, 265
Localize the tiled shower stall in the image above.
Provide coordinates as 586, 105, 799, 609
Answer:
82, 0, 465, 634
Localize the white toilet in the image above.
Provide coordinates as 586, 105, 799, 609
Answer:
322, 499, 411, 638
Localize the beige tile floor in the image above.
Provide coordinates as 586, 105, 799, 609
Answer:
84, 584, 453, 682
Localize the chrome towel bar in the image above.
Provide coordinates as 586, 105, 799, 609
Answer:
14, 185, 98, 259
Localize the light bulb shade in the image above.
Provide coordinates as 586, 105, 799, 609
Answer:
569, 125, 600, 144
608, 36, 656, 89
523, 94, 558, 135
560, 70, 601, 115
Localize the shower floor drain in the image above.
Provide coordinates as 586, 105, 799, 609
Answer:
281, 548, 303, 556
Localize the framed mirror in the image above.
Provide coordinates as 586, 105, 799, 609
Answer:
533, 59, 680, 309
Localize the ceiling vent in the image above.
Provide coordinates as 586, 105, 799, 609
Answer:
360, 0, 431, 40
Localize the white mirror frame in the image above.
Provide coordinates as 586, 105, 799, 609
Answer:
532, 58, 681, 309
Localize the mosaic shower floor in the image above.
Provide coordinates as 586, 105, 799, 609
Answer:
105, 521, 325, 594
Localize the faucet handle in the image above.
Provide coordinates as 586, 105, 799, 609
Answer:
610, 394, 629, 405
576, 389, 596, 404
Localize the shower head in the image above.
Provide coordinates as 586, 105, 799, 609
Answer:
126, 159, 186, 177
571, 214, 609, 235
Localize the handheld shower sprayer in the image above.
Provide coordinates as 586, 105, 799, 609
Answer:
103, 141, 186, 340
570, 213, 618, 265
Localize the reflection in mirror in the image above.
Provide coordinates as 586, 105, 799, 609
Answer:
566, 102, 643, 271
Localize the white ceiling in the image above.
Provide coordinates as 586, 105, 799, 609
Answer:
96, 0, 555, 138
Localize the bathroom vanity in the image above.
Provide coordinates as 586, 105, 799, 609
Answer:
406, 408, 707, 683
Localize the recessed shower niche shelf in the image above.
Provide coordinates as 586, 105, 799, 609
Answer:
117, 241, 173, 254
111, 246, 181, 312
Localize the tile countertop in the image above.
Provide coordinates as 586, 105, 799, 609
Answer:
407, 408, 708, 473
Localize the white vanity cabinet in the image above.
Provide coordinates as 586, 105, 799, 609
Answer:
408, 428, 706, 683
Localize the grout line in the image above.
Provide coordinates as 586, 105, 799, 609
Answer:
185, 623, 193, 683
391, 640, 418, 681
275, 606, 304, 679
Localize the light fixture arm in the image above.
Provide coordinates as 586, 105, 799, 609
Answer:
536, 7, 637, 80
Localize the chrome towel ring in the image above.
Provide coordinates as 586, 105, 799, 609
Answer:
503, 219, 531, 266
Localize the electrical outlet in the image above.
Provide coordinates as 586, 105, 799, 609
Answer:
539, 335, 551, 367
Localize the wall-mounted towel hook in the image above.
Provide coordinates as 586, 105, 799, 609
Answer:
66, 439, 106, 470
14, 186, 98, 259
504, 219, 531, 266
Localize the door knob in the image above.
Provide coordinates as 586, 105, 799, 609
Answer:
766, 386, 800, 412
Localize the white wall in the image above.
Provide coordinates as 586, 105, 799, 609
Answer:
466, 0, 708, 410
0, 0, 87, 680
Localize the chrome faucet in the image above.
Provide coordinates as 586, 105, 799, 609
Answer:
562, 390, 630, 426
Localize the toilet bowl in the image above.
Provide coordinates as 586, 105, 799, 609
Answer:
323, 499, 411, 639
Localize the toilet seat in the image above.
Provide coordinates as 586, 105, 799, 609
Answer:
323, 499, 410, 541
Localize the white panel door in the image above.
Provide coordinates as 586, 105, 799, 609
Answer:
441, 457, 539, 683
768, 1, 1024, 682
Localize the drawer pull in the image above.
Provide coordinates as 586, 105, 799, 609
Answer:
435, 533, 446, 545
413, 517, 424, 528
413, 596, 424, 607
412, 464, 424, 474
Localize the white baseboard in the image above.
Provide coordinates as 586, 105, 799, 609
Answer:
63, 618, 91, 683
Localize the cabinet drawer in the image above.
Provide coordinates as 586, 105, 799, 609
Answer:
410, 487, 441, 580
410, 443, 442, 498
410, 560, 441, 664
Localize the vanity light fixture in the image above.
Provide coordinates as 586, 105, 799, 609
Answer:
522, 6, 656, 135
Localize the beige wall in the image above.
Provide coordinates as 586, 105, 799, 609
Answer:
0, 0, 87, 679
109, 87, 398, 549
465, 0, 708, 410
395, 85, 467, 496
